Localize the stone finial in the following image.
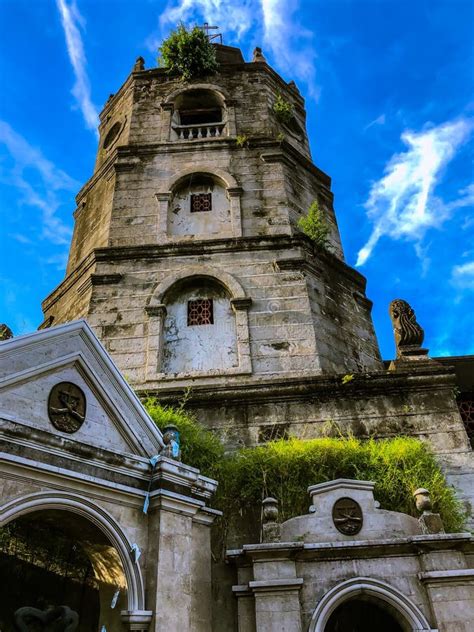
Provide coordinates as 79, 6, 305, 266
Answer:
159, 424, 181, 461
388, 299, 430, 369
252, 47, 266, 63
413, 488, 445, 535
288, 80, 300, 95
413, 488, 432, 513
0, 323, 13, 341
133, 56, 145, 72
262, 497, 281, 543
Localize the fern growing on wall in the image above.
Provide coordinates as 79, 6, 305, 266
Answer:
298, 200, 332, 250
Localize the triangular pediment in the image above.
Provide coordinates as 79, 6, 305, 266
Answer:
0, 320, 163, 458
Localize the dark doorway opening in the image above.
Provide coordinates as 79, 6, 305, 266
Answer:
325, 598, 404, 632
0, 510, 127, 632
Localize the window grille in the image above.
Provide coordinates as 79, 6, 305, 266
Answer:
187, 299, 213, 326
191, 193, 212, 213
458, 393, 474, 448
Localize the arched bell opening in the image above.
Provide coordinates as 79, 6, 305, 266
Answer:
171, 88, 226, 140
0, 509, 128, 632
325, 596, 407, 632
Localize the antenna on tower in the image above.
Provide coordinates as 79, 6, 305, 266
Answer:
199, 22, 223, 44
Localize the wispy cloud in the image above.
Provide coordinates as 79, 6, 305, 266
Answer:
0, 120, 78, 246
156, 0, 318, 96
356, 117, 473, 266
364, 113, 386, 132
56, 0, 99, 134
452, 260, 474, 290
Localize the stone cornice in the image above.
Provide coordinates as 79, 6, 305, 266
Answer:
92, 233, 364, 288
418, 569, 474, 585
227, 534, 474, 565
132, 61, 306, 108
139, 365, 457, 406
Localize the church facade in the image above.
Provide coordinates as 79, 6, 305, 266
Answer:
1, 42, 473, 631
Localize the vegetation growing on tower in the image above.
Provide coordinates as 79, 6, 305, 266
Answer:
158, 23, 219, 80
273, 93, 294, 125
298, 200, 332, 250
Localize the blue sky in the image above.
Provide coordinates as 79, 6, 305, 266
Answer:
0, 0, 473, 359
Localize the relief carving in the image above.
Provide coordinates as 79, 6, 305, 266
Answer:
48, 382, 86, 434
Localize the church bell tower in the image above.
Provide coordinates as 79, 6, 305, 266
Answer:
41, 41, 382, 399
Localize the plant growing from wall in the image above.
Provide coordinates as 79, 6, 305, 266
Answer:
273, 93, 294, 126
144, 398, 466, 555
158, 23, 218, 81
298, 200, 332, 250
235, 134, 249, 148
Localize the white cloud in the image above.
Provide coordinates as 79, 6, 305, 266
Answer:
56, 0, 99, 134
356, 118, 473, 266
0, 120, 78, 246
156, 0, 318, 96
452, 260, 474, 290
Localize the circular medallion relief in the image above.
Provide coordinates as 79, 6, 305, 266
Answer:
332, 497, 363, 535
48, 382, 86, 434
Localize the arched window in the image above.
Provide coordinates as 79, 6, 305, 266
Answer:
168, 173, 231, 238
171, 89, 226, 140
161, 277, 238, 375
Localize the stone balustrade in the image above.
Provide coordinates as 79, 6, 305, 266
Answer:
172, 121, 226, 140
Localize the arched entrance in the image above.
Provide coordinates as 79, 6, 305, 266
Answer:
325, 598, 404, 632
308, 577, 433, 632
0, 509, 127, 631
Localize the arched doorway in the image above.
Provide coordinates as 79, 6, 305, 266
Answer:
325, 598, 404, 632
0, 509, 128, 631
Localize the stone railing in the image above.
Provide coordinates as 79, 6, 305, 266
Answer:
172, 121, 226, 141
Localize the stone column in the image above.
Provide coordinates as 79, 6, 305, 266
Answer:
250, 579, 303, 632
145, 459, 220, 632
248, 546, 303, 632
417, 535, 474, 632
145, 304, 167, 380
232, 585, 257, 632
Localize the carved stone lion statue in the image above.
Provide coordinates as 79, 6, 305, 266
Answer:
389, 299, 424, 356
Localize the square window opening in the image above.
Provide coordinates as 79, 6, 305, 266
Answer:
191, 193, 212, 213
188, 299, 214, 326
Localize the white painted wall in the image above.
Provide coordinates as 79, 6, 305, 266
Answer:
162, 282, 238, 374
168, 179, 231, 238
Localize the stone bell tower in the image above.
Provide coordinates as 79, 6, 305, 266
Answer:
41, 42, 382, 415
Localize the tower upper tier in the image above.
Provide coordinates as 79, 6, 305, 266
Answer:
42, 43, 382, 388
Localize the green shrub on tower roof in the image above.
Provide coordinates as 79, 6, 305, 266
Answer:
158, 23, 219, 81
